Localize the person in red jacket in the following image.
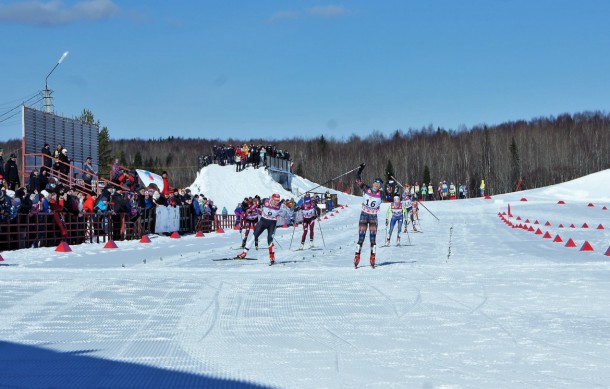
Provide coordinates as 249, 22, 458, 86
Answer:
161, 171, 170, 196
83, 193, 96, 213
118, 169, 135, 191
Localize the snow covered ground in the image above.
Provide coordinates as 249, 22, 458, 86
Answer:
1, 166, 610, 388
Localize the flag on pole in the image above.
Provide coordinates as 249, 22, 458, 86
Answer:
136, 169, 164, 193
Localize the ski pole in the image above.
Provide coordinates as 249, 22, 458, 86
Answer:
317, 218, 326, 248
304, 163, 364, 194
289, 219, 298, 249
273, 236, 282, 249
404, 215, 412, 245
413, 199, 438, 222
390, 174, 440, 221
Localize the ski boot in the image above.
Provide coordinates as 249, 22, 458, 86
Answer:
309, 240, 314, 249
268, 244, 275, 265
370, 246, 377, 268
255, 240, 259, 250
354, 244, 362, 268
396, 236, 400, 246
237, 250, 248, 259
386, 238, 390, 246
413, 225, 417, 232
298, 242, 304, 250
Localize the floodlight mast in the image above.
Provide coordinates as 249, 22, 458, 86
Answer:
44, 51, 69, 113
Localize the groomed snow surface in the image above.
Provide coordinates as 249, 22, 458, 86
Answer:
1, 166, 610, 389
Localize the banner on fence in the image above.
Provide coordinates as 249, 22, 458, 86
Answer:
155, 206, 180, 233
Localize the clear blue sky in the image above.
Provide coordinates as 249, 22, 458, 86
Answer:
1, 0, 609, 141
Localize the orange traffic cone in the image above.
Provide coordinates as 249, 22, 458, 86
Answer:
171, 231, 181, 238
55, 241, 72, 252
580, 241, 594, 251
104, 240, 118, 249
140, 235, 152, 243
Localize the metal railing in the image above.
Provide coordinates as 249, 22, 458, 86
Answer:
0, 207, 244, 251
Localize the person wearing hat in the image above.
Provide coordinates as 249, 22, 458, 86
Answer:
161, 171, 170, 197
41, 143, 53, 175
58, 148, 71, 185
52, 144, 62, 172
237, 193, 282, 264
239, 198, 261, 249
4, 153, 20, 190
28, 168, 40, 194
353, 163, 383, 269
82, 156, 97, 192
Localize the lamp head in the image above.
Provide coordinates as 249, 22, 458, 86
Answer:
58, 51, 69, 64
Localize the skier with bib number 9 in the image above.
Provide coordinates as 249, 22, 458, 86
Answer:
354, 163, 383, 268
237, 193, 282, 265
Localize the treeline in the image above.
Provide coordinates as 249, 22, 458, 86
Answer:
108, 111, 610, 195
4, 111, 610, 194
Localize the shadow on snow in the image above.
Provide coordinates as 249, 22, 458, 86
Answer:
0, 341, 271, 389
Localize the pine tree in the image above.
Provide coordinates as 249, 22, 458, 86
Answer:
423, 165, 431, 185
119, 150, 126, 166
79, 109, 99, 126
385, 159, 395, 183
509, 137, 520, 191
133, 151, 143, 169
98, 127, 111, 178
318, 135, 327, 154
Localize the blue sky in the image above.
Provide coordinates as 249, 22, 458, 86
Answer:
1, 0, 609, 141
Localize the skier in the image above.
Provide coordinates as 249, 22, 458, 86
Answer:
385, 195, 405, 245
240, 199, 261, 249
401, 190, 416, 232
297, 194, 319, 249
237, 193, 282, 264
354, 163, 383, 268
409, 199, 420, 232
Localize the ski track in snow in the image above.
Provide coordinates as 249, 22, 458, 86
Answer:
1, 166, 610, 388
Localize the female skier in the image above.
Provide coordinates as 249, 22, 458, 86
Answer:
385, 195, 405, 245
238, 193, 282, 265
354, 163, 383, 268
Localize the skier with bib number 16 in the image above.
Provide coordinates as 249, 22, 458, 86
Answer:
354, 163, 383, 269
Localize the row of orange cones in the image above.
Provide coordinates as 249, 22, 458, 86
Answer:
504, 212, 606, 230
520, 198, 609, 210
50, 230, 206, 253
498, 213, 610, 256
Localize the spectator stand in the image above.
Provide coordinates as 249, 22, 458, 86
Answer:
266, 156, 292, 191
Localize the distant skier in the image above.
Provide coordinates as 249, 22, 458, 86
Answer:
238, 193, 282, 264
354, 163, 383, 268
297, 194, 319, 249
401, 191, 417, 232
385, 195, 405, 245
240, 198, 261, 249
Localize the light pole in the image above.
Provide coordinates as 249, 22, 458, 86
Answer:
44, 51, 69, 113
